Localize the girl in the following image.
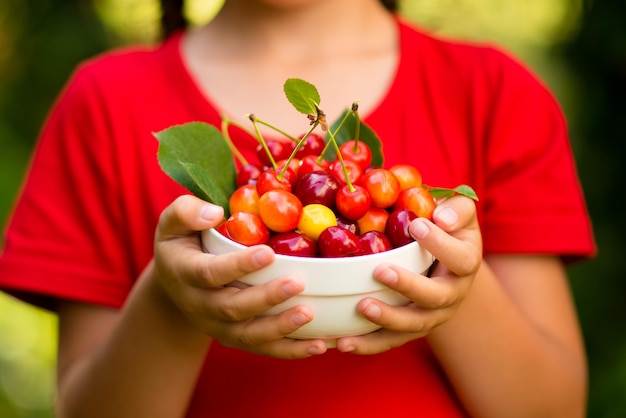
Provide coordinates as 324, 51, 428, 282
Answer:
0, 0, 595, 416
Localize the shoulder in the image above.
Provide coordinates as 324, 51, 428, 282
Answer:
396, 17, 548, 93
65, 33, 182, 98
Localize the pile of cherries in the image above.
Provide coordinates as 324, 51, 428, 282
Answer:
218, 133, 437, 258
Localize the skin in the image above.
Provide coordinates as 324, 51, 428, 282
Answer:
55, 1, 587, 417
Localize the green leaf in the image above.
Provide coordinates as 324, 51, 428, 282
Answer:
181, 162, 232, 216
284, 78, 321, 115
325, 108, 384, 167
426, 184, 479, 201
155, 122, 236, 214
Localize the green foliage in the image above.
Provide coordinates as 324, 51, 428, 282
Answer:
325, 108, 384, 167
156, 122, 236, 215
283, 78, 321, 115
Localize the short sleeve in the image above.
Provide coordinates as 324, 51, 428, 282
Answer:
0, 65, 134, 309
479, 48, 596, 260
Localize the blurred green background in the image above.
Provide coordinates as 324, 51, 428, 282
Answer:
0, 0, 624, 417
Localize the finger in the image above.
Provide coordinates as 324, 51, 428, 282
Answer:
199, 275, 306, 320
335, 329, 420, 355
373, 263, 468, 310
156, 195, 224, 240
409, 217, 481, 277
222, 304, 315, 345
431, 195, 478, 234
185, 245, 276, 288
355, 295, 455, 333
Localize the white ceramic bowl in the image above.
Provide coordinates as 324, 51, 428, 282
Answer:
201, 228, 434, 340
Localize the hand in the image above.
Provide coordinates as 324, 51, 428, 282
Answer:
153, 195, 328, 358
335, 195, 482, 354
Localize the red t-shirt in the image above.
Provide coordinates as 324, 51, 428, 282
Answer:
0, 18, 595, 417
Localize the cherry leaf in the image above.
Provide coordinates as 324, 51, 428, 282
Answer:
155, 122, 236, 214
284, 78, 321, 115
426, 184, 479, 201
325, 108, 384, 167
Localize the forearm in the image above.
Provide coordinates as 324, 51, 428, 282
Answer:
56, 261, 211, 418
426, 259, 587, 418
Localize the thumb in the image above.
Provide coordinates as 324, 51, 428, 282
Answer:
157, 195, 224, 240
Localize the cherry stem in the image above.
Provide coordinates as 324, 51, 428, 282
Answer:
317, 108, 353, 162
254, 118, 300, 143
351, 102, 361, 152
278, 121, 320, 179
248, 114, 277, 170
220, 115, 248, 166
326, 128, 356, 192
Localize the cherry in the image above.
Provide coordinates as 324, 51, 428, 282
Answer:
385, 208, 417, 248
298, 155, 328, 180
256, 139, 294, 168
395, 186, 436, 220
255, 169, 292, 196
317, 226, 360, 258
236, 163, 262, 187
360, 168, 401, 208
295, 133, 326, 158
222, 211, 270, 246
329, 159, 362, 187
258, 190, 303, 232
389, 164, 423, 190
357, 230, 393, 255
276, 158, 301, 183
335, 184, 371, 220
267, 231, 318, 257
336, 215, 360, 236
339, 140, 372, 171
297, 203, 338, 241
356, 207, 389, 234
293, 170, 340, 208
229, 184, 260, 216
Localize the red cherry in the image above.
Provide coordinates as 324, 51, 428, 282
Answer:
335, 184, 371, 220
385, 208, 417, 248
267, 231, 318, 257
336, 215, 360, 236
236, 163, 262, 187
357, 230, 393, 255
356, 207, 389, 234
389, 164, 423, 190
293, 170, 340, 207
317, 226, 360, 258
229, 184, 260, 216
255, 140, 294, 167
330, 159, 362, 186
223, 211, 270, 246
295, 133, 325, 158
298, 155, 328, 180
256, 169, 292, 196
258, 190, 303, 232
395, 186, 436, 220
339, 140, 372, 171
361, 168, 401, 208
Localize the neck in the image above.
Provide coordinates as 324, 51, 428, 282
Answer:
200, 0, 393, 61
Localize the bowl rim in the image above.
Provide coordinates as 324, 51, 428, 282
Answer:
203, 227, 424, 264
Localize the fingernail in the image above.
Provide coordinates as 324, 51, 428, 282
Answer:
377, 266, 398, 286
435, 206, 458, 227
291, 312, 309, 327
281, 279, 303, 297
411, 219, 430, 240
307, 345, 324, 355
252, 248, 273, 267
200, 205, 223, 222
363, 300, 382, 320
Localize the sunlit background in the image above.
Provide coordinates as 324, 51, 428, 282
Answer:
1, 0, 624, 417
